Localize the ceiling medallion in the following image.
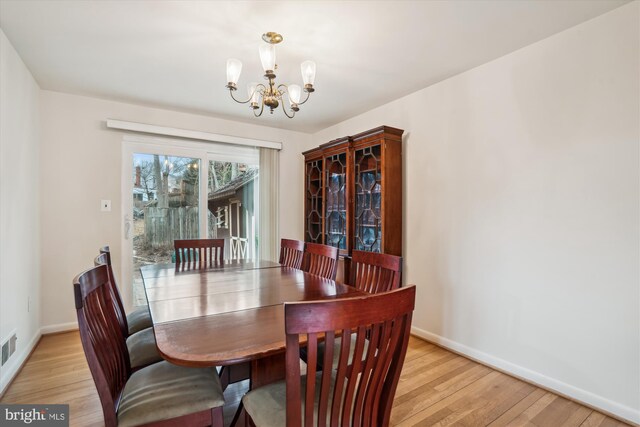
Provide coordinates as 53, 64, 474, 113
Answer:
225, 32, 316, 118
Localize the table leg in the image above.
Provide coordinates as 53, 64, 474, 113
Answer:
250, 352, 286, 389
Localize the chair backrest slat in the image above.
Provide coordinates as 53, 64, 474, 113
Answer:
284, 286, 416, 427
279, 238, 305, 269
304, 333, 318, 426
302, 243, 339, 280
330, 329, 350, 426
317, 330, 334, 424
74, 265, 131, 427
94, 247, 129, 337
349, 250, 402, 293
342, 325, 367, 423
285, 333, 302, 426
174, 238, 224, 270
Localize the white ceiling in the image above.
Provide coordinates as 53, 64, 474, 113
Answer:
0, 0, 628, 133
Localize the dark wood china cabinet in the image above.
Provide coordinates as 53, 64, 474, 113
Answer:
302, 126, 403, 280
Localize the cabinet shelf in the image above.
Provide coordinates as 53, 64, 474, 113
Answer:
356, 168, 380, 174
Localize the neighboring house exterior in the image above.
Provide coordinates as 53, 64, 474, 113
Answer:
208, 167, 258, 260
132, 187, 157, 209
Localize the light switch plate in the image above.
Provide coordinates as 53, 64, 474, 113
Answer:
101, 200, 112, 212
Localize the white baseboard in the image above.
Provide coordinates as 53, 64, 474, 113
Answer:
411, 326, 639, 426
40, 321, 78, 335
0, 330, 41, 396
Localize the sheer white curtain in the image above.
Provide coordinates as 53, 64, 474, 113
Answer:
258, 147, 279, 261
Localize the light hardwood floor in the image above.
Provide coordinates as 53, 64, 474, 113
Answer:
1, 332, 630, 427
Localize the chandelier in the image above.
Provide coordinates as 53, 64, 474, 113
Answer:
225, 32, 316, 118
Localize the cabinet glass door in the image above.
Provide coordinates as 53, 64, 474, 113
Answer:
324, 152, 347, 252
354, 145, 382, 252
305, 159, 323, 243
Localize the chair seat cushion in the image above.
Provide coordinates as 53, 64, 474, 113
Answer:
126, 327, 162, 370
243, 372, 336, 427
118, 361, 224, 427
127, 306, 152, 335
300, 334, 369, 371
317, 334, 369, 370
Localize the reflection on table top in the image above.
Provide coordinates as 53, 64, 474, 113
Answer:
139, 259, 281, 279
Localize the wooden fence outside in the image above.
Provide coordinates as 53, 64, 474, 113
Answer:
144, 206, 200, 249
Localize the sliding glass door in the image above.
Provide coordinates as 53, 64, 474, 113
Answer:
122, 136, 259, 307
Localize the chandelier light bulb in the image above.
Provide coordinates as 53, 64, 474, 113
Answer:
301, 60, 316, 86
226, 59, 242, 86
288, 84, 302, 105
259, 44, 276, 73
247, 82, 260, 103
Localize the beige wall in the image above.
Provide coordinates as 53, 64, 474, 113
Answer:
0, 30, 41, 392
39, 90, 313, 328
313, 3, 639, 422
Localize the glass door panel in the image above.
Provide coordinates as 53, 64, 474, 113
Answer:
208, 161, 259, 260
354, 145, 382, 252
131, 153, 200, 305
305, 159, 323, 243
324, 152, 347, 252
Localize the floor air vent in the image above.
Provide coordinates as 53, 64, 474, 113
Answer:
1, 331, 17, 366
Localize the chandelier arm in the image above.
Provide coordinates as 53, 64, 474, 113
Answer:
229, 89, 253, 104
276, 84, 289, 102
280, 100, 295, 119
253, 100, 265, 117
297, 90, 312, 106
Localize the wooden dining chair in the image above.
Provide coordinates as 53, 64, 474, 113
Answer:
174, 238, 224, 269
302, 242, 339, 280
94, 252, 162, 371
296, 242, 340, 368
306, 250, 404, 370
349, 250, 402, 292
97, 246, 152, 335
279, 238, 305, 269
243, 286, 416, 427
74, 264, 225, 427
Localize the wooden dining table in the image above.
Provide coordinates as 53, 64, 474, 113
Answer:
140, 259, 366, 389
